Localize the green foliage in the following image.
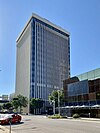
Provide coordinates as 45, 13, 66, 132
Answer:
3, 102, 13, 112
1, 95, 28, 113
12, 98, 19, 111
17, 94, 28, 108
0, 105, 3, 111
72, 113, 80, 118
49, 90, 64, 107
48, 114, 60, 119
12, 94, 28, 113
48, 114, 67, 119
30, 98, 44, 113
30, 98, 37, 109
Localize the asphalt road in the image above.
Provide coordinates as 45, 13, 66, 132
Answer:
4, 115, 100, 133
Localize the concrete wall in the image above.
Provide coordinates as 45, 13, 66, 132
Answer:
15, 22, 31, 113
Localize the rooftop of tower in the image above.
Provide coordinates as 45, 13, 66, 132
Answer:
16, 13, 70, 43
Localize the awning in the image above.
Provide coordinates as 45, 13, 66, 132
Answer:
91, 104, 100, 108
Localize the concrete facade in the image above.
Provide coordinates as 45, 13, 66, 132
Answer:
15, 22, 31, 113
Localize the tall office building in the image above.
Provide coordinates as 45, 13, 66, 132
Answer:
15, 13, 70, 112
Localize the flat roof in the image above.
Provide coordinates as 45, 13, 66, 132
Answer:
70, 68, 100, 81
16, 13, 70, 43
77, 68, 100, 77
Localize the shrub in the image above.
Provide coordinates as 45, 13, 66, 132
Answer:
48, 114, 67, 119
48, 114, 60, 119
72, 113, 80, 118
60, 116, 68, 119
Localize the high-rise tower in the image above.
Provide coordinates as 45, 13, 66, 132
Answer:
15, 13, 70, 113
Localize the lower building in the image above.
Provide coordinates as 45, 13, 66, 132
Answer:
63, 68, 100, 118
0, 95, 9, 113
0, 95, 9, 101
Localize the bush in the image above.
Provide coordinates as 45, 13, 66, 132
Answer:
48, 114, 60, 119
60, 116, 68, 119
48, 114, 67, 119
72, 113, 80, 118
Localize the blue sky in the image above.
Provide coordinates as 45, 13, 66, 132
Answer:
0, 0, 100, 95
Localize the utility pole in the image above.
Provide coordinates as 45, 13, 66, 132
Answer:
9, 116, 12, 133
58, 90, 60, 115
53, 100, 55, 115
9, 120, 11, 133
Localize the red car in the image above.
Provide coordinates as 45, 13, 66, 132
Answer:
0, 114, 22, 125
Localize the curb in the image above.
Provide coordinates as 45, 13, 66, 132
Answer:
80, 118, 100, 122
45, 115, 100, 122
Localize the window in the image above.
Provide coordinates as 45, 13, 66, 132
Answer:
96, 92, 100, 100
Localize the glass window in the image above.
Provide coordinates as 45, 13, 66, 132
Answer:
81, 73, 88, 80
87, 71, 95, 80
68, 80, 89, 96
77, 75, 82, 81
94, 68, 100, 79
89, 92, 96, 100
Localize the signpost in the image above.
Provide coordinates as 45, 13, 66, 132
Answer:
8, 115, 12, 133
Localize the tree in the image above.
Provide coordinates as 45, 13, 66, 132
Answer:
3, 102, 13, 112
30, 98, 37, 111
49, 90, 64, 107
17, 94, 28, 113
0, 105, 3, 112
30, 98, 44, 114
12, 94, 28, 113
12, 98, 19, 112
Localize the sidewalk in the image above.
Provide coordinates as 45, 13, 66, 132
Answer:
45, 115, 100, 122
67, 116, 100, 122
80, 117, 100, 122
0, 125, 9, 133
0, 125, 15, 133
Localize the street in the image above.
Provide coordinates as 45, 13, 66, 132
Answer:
4, 115, 100, 133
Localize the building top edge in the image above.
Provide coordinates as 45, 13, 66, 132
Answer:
16, 16, 32, 43
32, 13, 70, 35
71, 68, 100, 78
16, 13, 70, 43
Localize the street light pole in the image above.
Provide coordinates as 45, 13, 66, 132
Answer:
58, 90, 60, 115
57, 61, 67, 115
53, 100, 55, 115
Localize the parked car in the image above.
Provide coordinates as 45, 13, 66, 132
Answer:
0, 114, 22, 125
